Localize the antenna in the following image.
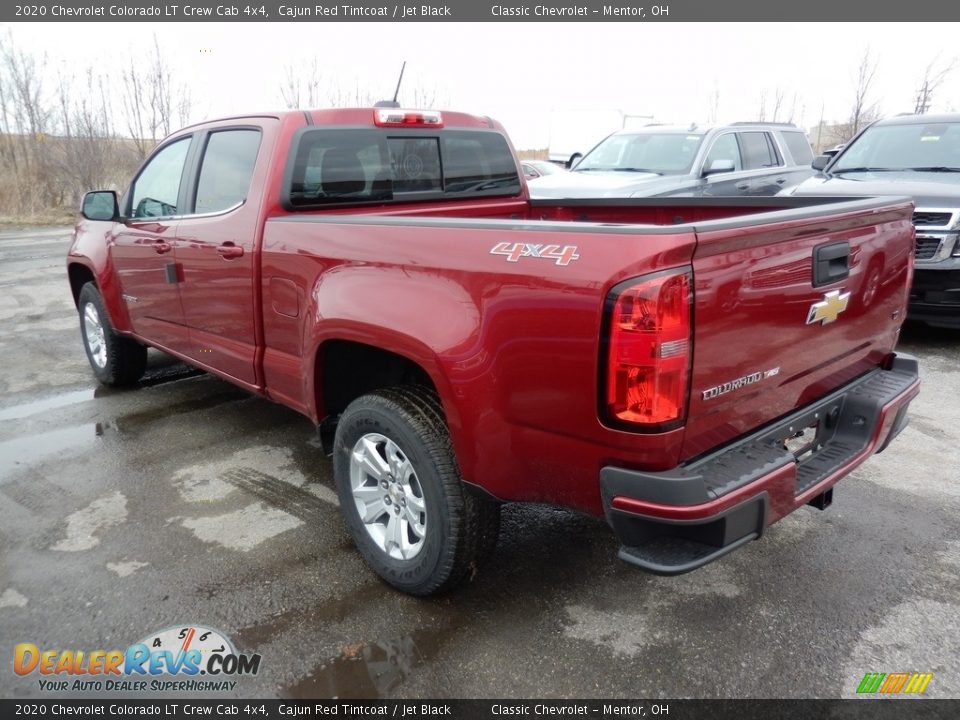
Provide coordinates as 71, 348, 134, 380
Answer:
392, 61, 406, 104
374, 62, 406, 108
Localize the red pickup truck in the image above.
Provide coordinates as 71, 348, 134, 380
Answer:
68, 107, 920, 595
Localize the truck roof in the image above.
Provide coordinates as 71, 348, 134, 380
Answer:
875, 112, 960, 126
175, 108, 501, 134
609, 121, 802, 137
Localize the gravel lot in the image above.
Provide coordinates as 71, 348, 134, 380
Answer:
1, 226, 958, 700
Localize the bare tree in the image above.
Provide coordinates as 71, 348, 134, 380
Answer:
54, 67, 132, 204
813, 103, 826, 154
279, 58, 324, 109
838, 47, 880, 141
0, 37, 50, 138
404, 83, 449, 109
120, 36, 192, 160
756, 89, 767, 121
0, 31, 59, 212
786, 94, 804, 126
706, 82, 720, 124
327, 78, 376, 108
770, 89, 785, 122
913, 54, 958, 114
0, 38, 17, 175
279, 65, 302, 109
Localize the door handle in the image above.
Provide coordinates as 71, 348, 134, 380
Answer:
813, 241, 850, 286
216, 242, 244, 259
776, 177, 788, 184
153, 241, 172, 254
735, 183, 750, 191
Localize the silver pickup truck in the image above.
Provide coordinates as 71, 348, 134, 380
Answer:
784, 112, 960, 329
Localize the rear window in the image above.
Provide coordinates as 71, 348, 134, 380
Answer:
284, 128, 521, 208
195, 129, 262, 214
781, 131, 814, 164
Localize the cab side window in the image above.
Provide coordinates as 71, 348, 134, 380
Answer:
194, 130, 262, 214
739, 131, 782, 169
703, 133, 742, 172
130, 137, 192, 218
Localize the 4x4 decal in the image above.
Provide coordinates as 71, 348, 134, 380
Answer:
490, 242, 580, 266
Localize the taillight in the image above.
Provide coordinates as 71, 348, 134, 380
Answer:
603, 270, 692, 430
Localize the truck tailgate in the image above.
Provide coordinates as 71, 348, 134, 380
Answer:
681, 199, 915, 460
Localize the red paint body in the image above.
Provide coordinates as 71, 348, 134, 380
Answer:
67, 109, 917, 525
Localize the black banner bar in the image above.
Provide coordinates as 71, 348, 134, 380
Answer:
1, 700, 957, 720
3, 0, 960, 22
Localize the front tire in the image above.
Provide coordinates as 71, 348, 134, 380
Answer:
78, 282, 147, 386
333, 386, 500, 595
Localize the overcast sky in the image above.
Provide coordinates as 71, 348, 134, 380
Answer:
7, 22, 960, 149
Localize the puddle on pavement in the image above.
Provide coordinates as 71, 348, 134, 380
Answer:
0, 361, 210, 424
103, 388, 250, 433
0, 382, 244, 439
283, 628, 448, 699
0, 424, 97, 479
0, 389, 94, 421
234, 583, 380, 647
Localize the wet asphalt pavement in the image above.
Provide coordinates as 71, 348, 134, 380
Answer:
0, 226, 958, 700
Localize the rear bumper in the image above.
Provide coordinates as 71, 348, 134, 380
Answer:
600, 353, 921, 575
908, 268, 960, 328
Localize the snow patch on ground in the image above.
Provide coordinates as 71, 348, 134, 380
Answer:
180, 503, 303, 551
0, 589, 28, 609
51, 491, 127, 552
106, 560, 149, 577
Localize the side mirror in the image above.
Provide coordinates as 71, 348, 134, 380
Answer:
811, 155, 831, 172
81, 191, 119, 221
702, 159, 735, 177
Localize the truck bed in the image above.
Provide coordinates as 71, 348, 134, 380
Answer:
262, 195, 915, 514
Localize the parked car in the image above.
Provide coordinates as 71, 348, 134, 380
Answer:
547, 108, 639, 168
68, 107, 918, 595
783, 113, 960, 329
521, 159, 564, 180
529, 122, 815, 199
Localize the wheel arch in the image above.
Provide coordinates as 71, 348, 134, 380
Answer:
310, 333, 472, 479
67, 262, 97, 308
67, 259, 134, 333
314, 337, 442, 418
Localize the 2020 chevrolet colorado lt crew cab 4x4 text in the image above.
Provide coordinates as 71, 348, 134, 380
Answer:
68, 107, 919, 595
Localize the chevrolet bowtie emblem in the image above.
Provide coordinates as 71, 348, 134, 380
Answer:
806, 289, 851, 326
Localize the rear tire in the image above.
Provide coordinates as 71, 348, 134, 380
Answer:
78, 282, 147, 386
333, 385, 500, 595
